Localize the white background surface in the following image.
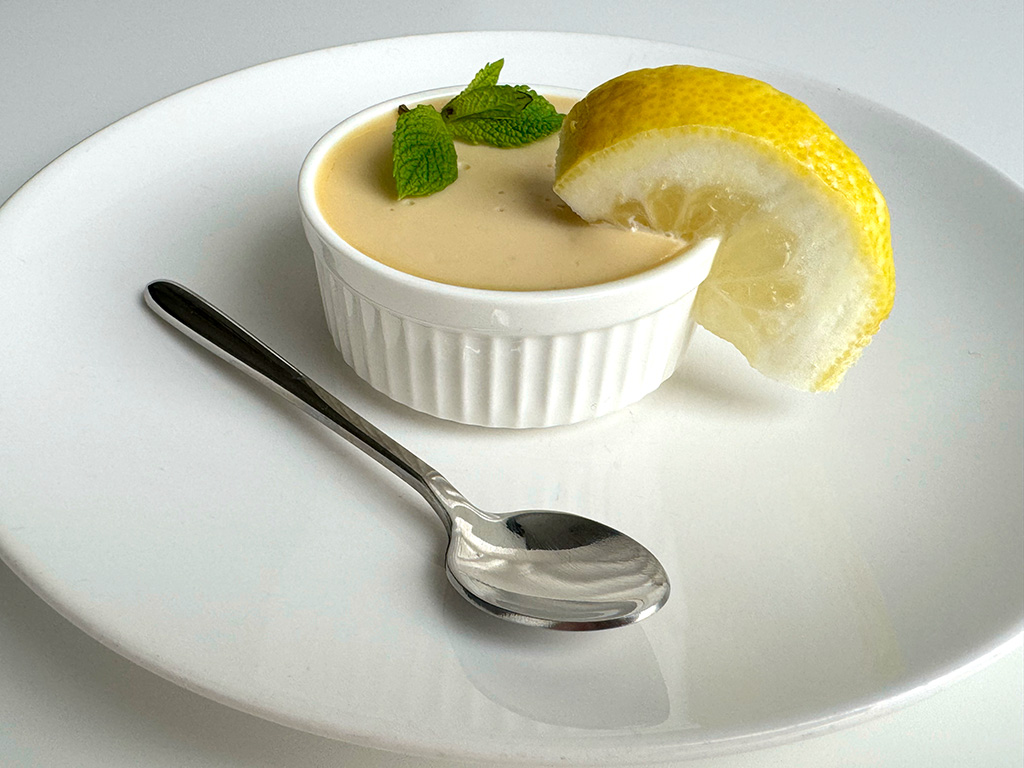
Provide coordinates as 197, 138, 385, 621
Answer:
1, 2, 1021, 766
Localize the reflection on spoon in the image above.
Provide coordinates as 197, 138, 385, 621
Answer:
144, 280, 670, 631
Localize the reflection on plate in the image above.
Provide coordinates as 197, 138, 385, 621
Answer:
0, 32, 1021, 765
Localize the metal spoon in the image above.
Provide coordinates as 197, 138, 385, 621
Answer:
143, 280, 670, 631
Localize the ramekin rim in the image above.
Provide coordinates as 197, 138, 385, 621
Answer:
297, 84, 719, 322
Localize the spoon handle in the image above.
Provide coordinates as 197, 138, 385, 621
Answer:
144, 280, 451, 527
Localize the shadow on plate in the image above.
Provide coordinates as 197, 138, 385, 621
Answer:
442, 586, 671, 730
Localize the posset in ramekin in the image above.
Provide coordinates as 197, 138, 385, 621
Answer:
298, 86, 719, 428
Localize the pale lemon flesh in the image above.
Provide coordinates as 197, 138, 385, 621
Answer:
554, 65, 894, 391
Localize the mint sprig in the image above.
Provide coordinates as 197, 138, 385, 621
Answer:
440, 85, 534, 125
391, 59, 564, 198
465, 59, 503, 90
392, 104, 458, 199
445, 85, 563, 147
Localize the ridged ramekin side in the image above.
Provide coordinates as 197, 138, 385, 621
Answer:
311, 244, 697, 428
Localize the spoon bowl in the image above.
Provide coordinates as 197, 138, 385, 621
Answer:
448, 510, 669, 629
143, 280, 670, 630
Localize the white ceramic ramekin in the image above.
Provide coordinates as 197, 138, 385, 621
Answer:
298, 86, 719, 428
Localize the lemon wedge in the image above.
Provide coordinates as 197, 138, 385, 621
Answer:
554, 65, 894, 391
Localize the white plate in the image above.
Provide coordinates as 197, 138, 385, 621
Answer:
0, 32, 1021, 765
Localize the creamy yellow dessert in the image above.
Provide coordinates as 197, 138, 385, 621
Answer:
314, 98, 684, 292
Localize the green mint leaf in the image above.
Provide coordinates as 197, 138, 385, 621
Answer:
391, 104, 458, 199
440, 85, 533, 123
387, 60, 563, 198
444, 86, 563, 147
465, 59, 504, 90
